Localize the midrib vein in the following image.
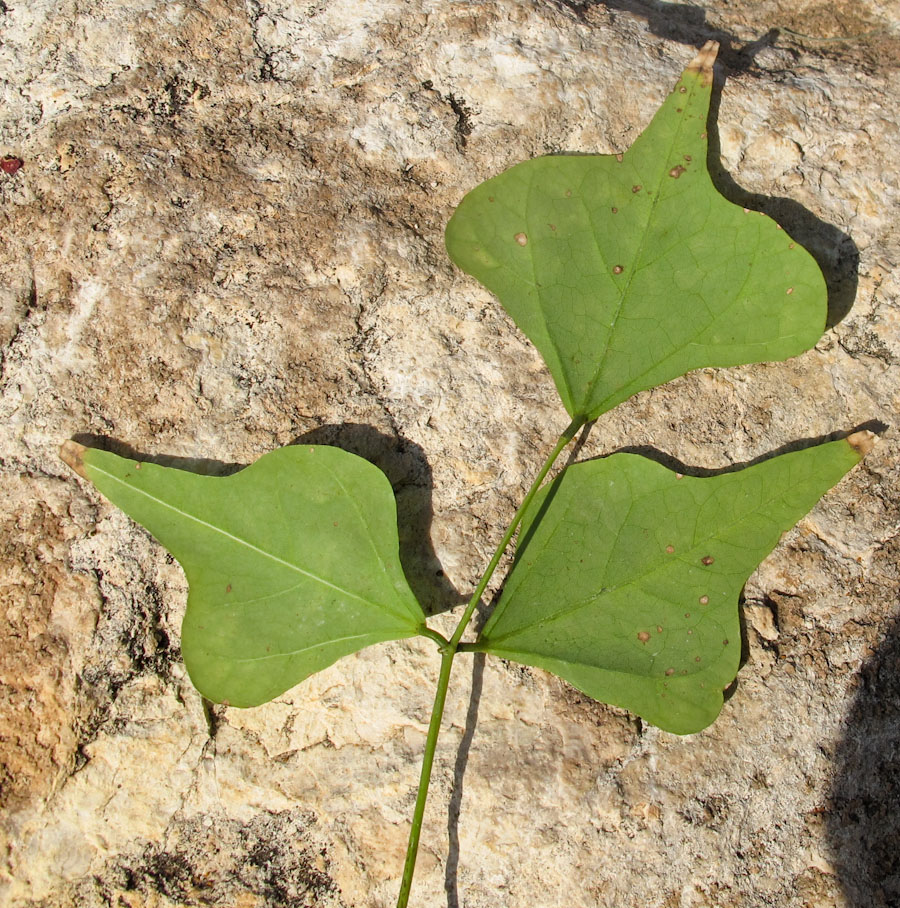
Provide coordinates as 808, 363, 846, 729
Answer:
91, 463, 389, 614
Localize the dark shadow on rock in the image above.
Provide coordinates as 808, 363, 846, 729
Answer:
71, 426, 464, 617
826, 613, 900, 907
545, 1, 783, 75
70, 433, 244, 476
293, 424, 464, 617
444, 651, 486, 908
613, 419, 887, 478
704, 54, 860, 329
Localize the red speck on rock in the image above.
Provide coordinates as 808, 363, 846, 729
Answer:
1, 156, 23, 175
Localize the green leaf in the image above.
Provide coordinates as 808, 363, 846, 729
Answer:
475, 435, 870, 734
61, 441, 427, 707
445, 43, 826, 421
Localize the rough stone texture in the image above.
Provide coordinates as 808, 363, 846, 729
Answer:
1, 1, 898, 906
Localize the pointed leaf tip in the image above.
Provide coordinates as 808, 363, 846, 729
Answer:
686, 41, 719, 84
60, 440, 87, 478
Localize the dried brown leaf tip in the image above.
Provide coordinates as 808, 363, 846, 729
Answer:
60, 440, 88, 478
847, 430, 876, 456
685, 40, 719, 86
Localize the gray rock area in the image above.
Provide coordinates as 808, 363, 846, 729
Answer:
1, 1, 898, 905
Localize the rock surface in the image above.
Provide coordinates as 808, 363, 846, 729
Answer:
1, 1, 898, 906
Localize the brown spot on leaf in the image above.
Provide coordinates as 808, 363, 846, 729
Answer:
665, 668, 675, 676
637, 631, 651, 643
514, 232, 528, 246
632, 184, 642, 193
656, 625, 663, 633
668, 165, 686, 178
695, 656, 702, 662
226, 584, 232, 593
565, 189, 572, 197
666, 545, 675, 554
684, 154, 692, 162
613, 265, 624, 274
699, 595, 709, 605
679, 86, 687, 94
615, 153, 623, 162
789, 242, 795, 249
723, 639, 730, 646
611, 206, 618, 213
701, 556, 714, 565
549, 223, 557, 231
786, 287, 794, 295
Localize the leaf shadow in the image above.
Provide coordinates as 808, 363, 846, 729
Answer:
825, 611, 900, 907
704, 53, 860, 329
611, 418, 887, 478
70, 433, 245, 476
291, 423, 464, 617
547, 1, 783, 75
72, 426, 464, 618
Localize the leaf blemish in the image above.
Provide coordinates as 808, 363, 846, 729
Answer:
786, 287, 794, 295
613, 265, 624, 274
699, 595, 709, 605
656, 625, 663, 633
637, 631, 651, 643
665, 668, 675, 676
515, 232, 528, 246
684, 154, 692, 162
668, 165, 686, 179
616, 153, 623, 162
632, 184, 642, 193
701, 555, 714, 565
665, 544, 675, 553
611, 206, 618, 213
226, 584, 232, 593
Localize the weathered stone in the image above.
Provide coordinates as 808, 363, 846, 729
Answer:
1, 1, 898, 906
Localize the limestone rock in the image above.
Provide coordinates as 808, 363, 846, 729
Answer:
1, 1, 898, 906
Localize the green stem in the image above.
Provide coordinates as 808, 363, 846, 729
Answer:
396, 416, 583, 907
447, 415, 583, 649
395, 650, 454, 908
